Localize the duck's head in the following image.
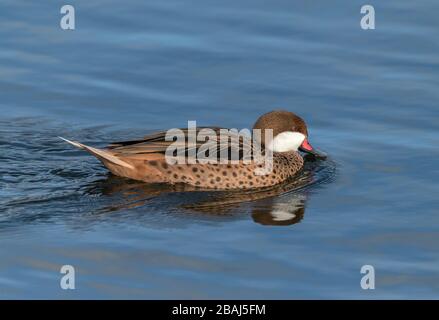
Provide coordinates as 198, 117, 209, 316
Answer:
253, 110, 326, 159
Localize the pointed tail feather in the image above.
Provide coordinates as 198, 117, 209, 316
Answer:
59, 137, 134, 169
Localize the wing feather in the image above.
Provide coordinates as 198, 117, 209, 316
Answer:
107, 127, 261, 162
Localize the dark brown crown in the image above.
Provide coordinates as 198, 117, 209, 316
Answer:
253, 110, 308, 145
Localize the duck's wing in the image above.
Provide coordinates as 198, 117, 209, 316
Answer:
107, 127, 261, 161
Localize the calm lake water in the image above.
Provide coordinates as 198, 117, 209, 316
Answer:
0, 0, 438, 299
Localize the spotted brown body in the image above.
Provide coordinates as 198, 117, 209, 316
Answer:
61, 110, 324, 190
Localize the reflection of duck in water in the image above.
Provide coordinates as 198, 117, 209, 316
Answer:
182, 187, 308, 226
251, 194, 306, 226
84, 155, 331, 226
61, 110, 326, 190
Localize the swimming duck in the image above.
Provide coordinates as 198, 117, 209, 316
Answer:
60, 110, 325, 190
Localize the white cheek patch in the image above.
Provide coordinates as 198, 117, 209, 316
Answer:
267, 131, 306, 152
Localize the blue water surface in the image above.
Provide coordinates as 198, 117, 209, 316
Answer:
0, 0, 438, 299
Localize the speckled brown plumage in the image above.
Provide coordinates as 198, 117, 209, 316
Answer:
61, 110, 314, 190
113, 151, 304, 189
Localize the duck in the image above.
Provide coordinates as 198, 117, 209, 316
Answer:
60, 110, 326, 190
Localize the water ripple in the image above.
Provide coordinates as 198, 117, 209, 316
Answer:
0, 118, 335, 230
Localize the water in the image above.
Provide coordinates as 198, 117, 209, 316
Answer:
0, 0, 438, 299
